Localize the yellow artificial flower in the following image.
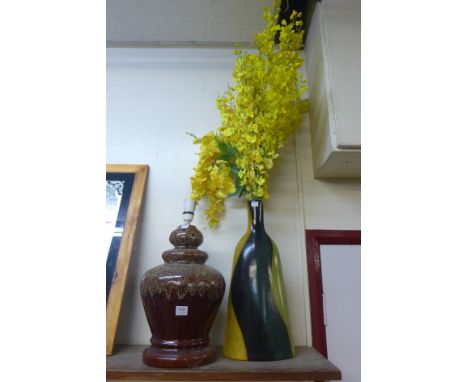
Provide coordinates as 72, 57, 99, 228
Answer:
190, 0, 309, 227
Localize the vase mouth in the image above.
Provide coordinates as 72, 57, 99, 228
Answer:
247, 199, 262, 205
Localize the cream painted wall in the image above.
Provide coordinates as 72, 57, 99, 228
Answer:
106, 47, 360, 349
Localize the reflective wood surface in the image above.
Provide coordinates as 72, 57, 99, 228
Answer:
107, 345, 341, 381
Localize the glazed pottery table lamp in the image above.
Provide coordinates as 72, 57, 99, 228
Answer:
140, 200, 225, 367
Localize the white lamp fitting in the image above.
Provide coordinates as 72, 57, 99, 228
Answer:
182, 199, 196, 226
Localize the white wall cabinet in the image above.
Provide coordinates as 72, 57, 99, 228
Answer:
304, 0, 361, 178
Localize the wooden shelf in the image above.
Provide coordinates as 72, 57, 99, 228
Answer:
107, 345, 341, 381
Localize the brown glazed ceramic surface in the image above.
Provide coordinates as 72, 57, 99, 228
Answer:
140, 224, 225, 368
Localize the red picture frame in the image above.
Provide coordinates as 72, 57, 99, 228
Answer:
305, 229, 361, 357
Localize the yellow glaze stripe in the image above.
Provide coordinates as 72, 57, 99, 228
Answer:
229, 208, 252, 270
223, 293, 248, 360
270, 241, 295, 356
223, 219, 251, 360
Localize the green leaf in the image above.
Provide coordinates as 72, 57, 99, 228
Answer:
215, 139, 238, 161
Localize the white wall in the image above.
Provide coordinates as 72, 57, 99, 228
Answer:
106, 46, 360, 348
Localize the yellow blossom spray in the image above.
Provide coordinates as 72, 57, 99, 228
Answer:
189, 0, 308, 227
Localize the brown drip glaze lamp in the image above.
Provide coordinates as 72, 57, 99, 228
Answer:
140, 200, 226, 368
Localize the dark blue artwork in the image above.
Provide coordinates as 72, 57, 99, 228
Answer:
106, 172, 135, 304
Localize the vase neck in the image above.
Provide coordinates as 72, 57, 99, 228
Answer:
247, 200, 264, 231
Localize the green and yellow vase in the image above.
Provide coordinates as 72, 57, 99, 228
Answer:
223, 200, 294, 361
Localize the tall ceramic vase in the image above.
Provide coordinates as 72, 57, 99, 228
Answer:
223, 200, 294, 361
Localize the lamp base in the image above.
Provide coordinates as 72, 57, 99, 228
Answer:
142, 346, 218, 368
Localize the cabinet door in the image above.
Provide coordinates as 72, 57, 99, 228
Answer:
321, 244, 361, 382
304, 1, 361, 178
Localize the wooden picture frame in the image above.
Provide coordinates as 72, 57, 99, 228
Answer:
106, 164, 149, 355
305, 229, 361, 357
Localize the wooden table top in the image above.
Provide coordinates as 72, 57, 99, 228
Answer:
107, 345, 341, 381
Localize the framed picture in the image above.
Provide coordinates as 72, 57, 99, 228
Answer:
106, 164, 149, 355
305, 230, 361, 357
